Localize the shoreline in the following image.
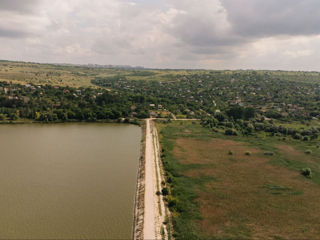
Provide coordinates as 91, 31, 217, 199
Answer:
0, 119, 141, 125
132, 121, 146, 240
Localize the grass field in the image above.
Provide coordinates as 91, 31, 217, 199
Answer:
2, 60, 320, 89
157, 120, 320, 240
0, 60, 195, 87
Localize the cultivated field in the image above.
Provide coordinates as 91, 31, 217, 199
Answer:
158, 120, 320, 240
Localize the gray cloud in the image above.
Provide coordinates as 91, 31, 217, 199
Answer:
0, 0, 40, 13
0, 0, 320, 70
0, 0, 44, 39
0, 27, 30, 38
161, 0, 320, 65
221, 0, 320, 37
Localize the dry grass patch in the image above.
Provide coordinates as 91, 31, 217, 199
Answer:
173, 138, 320, 240
278, 144, 316, 165
174, 138, 260, 166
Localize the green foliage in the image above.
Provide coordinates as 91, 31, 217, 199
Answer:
225, 129, 238, 136
305, 149, 312, 155
266, 111, 282, 119
226, 106, 255, 120
167, 196, 178, 210
0, 114, 6, 121
264, 151, 275, 156
8, 113, 18, 120
0, 81, 155, 122
162, 187, 169, 196
301, 168, 312, 178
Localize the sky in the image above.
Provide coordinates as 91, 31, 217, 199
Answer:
1, 0, 320, 70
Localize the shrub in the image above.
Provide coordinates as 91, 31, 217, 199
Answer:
226, 122, 234, 128
161, 187, 169, 196
293, 133, 302, 140
8, 113, 18, 121
305, 149, 312, 155
156, 191, 161, 196
228, 150, 233, 155
225, 128, 238, 136
212, 127, 219, 133
245, 151, 251, 156
0, 114, 6, 121
167, 196, 178, 211
264, 152, 274, 156
303, 136, 310, 141
301, 168, 312, 178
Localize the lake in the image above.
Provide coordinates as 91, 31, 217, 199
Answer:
0, 123, 141, 239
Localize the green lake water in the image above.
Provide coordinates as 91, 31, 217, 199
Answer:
0, 123, 141, 239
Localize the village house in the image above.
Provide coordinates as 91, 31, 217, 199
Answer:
150, 111, 158, 118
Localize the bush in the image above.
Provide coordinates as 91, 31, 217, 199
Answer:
228, 150, 233, 155
8, 113, 18, 121
0, 114, 6, 121
161, 187, 169, 196
245, 151, 251, 156
293, 133, 302, 140
264, 151, 274, 156
167, 196, 178, 211
226, 122, 234, 128
301, 168, 312, 178
305, 149, 312, 155
303, 136, 310, 141
225, 128, 238, 136
211, 127, 219, 133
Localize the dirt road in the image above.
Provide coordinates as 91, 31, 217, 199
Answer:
143, 119, 168, 240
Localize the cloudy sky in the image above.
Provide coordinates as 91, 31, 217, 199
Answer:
1, 0, 320, 70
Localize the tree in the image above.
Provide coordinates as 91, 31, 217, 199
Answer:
244, 107, 255, 120
227, 106, 244, 120
301, 168, 312, 178
8, 113, 18, 120
161, 187, 169, 196
0, 114, 6, 121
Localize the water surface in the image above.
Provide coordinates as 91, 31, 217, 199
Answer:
0, 123, 141, 239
